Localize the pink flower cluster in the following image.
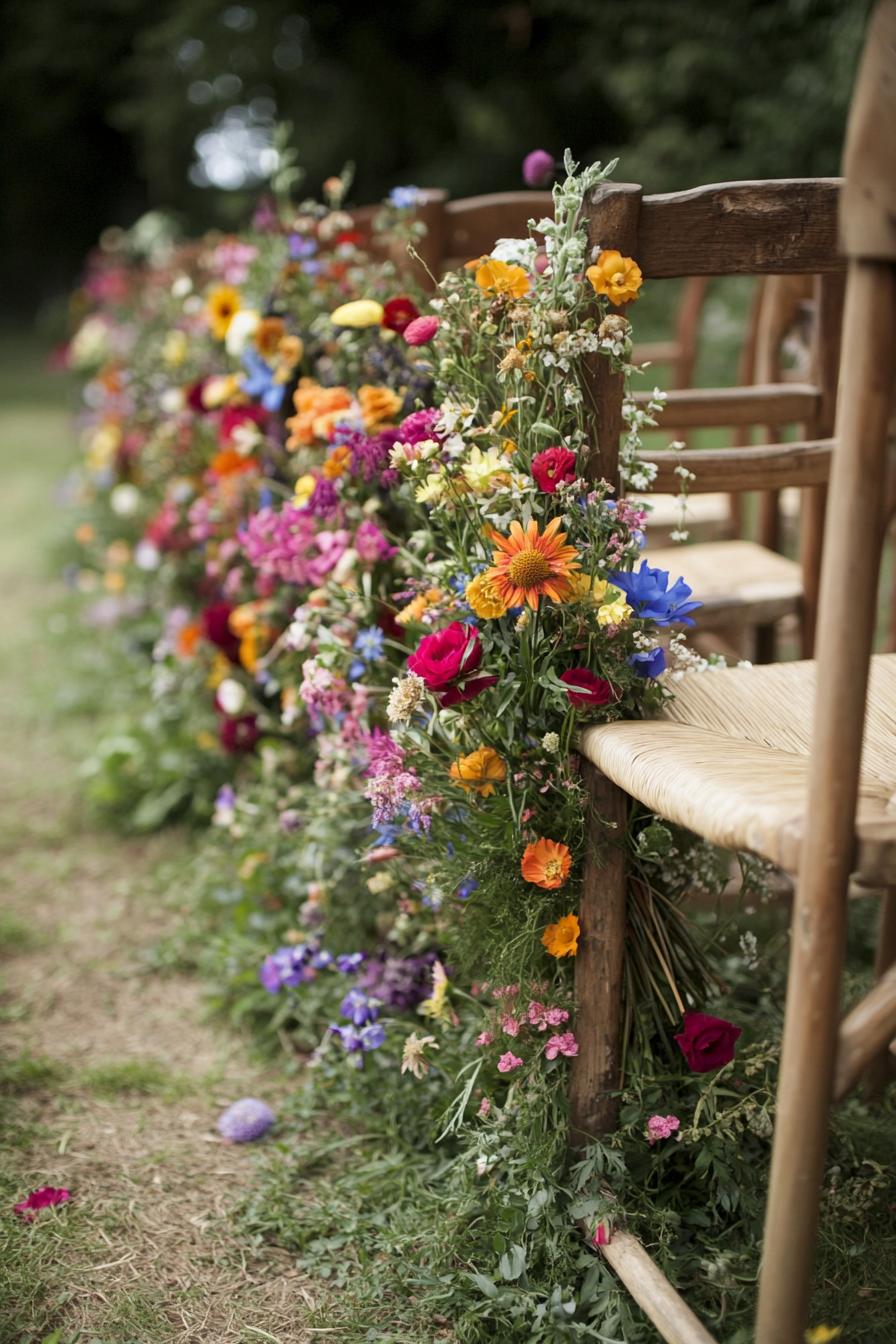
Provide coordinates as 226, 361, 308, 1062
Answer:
299, 659, 350, 718
363, 731, 431, 831
646, 1113, 681, 1145
477, 991, 577, 1068
241, 506, 352, 587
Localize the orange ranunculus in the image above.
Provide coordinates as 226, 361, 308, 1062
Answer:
209, 447, 259, 478
255, 316, 286, 357
585, 251, 643, 305
541, 912, 580, 957
322, 444, 352, 479
207, 285, 241, 339
285, 380, 353, 450
449, 747, 507, 798
358, 384, 403, 430
522, 837, 572, 890
475, 258, 530, 299
486, 516, 580, 610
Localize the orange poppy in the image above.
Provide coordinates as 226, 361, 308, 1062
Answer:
585, 251, 643, 306
541, 912, 580, 957
209, 447, 259, 478
474, 258, 530, 299
485, 516, 580, 610
449, 747, 507, 798
522, 837, 572, 890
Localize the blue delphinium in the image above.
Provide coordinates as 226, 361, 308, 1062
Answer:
240, 349, 286, 412
609, 561, 701, 627
388, 185, 419, 209
629, 646, 667, 678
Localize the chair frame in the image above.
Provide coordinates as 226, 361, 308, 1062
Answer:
568, 6, 896, 1340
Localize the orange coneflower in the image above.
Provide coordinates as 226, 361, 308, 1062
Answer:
522, 837, 572, 891
485, 516, 580, 610
207, 285, 241, 340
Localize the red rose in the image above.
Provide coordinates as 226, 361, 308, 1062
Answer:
201, 602, 241, 663
407, 621, 497, 706
674, 1011, 742, 1073
560, 668, 616, 709
382, 295, 420, 334
219, 714, 259, 754
531, 446, 578, 493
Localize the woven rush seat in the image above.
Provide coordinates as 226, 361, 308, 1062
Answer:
645, 539, 803, 627
579, 654, 896, 879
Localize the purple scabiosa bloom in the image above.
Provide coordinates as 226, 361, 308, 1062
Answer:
339, 988, 380, 1026
609, 561, 702, 627
358, 952, 438, 1011
336, 952, 366, 974
629, 647, 667, 678
522, 149, 555, 187
217, 1098, 276, 1142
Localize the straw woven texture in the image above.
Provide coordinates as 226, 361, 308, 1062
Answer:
645, 540, 803, 624
579, 654, 896, 876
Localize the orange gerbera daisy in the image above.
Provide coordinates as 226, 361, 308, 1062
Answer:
522, 837, 572, 890
485, 516, 580, 610
541, 912, 580, 958
449, 746, 507, 798
585, 250, 643, 306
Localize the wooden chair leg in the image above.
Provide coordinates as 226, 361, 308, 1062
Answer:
755, 259, 896, 1344
569, 764, 629, 1148
865, 886, 896, 1097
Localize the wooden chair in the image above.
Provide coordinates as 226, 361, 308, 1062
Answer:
570, 5, 896, 1341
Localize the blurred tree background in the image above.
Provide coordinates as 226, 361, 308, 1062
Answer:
0, 0, 870, 320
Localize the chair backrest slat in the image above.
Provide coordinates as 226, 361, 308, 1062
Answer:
442, 190, 553, 266
636, 179, 844, 277
645, 438, 833, 494
634, 382, 820, 429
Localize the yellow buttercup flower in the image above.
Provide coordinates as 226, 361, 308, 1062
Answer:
294, 473, 316, 507
805, 1328, 842, 1344
449, 746, 507, 798
207, 285, 241, 339
465, 572, 508, 620
597, 595, 632, 626
475, 258, 530, 299
586, 251, 643, 305
330, 298, 385, 328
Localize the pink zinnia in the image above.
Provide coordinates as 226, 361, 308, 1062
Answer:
403, 315, 440, 346
544, 1031, 578, 1060
497, 1051, 523, 1073
475, 1030, 494, 1047
14, 1187, 71, 1221
500, 1013, 521, 1037
646, 1114, 681, 1145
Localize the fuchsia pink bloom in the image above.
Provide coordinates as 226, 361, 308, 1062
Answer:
526, 1001, 570, 1031
522, 149, 555, 187
403, 315, 440, 346
646, 1114, 681, 1145
500, 1013, 522, 1037
14, 1187, 71, 1220
497, 1051, 523, 1073
544, 1032, 578, 1059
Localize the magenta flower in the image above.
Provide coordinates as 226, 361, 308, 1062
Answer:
497, 1051, 523, 1073
522, 149, 555, 188
544, 1031, 578, 1060
14, 1187, 71, 1220
527, 1001, 570, 1031
403, 315, 440, 346
500, 1013, 521, 1037
646, 1114, 681, 1145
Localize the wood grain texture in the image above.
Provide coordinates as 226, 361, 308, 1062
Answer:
637, 179, 844, 277
633, 383, 820, 428
443, 190, 554, 263
642, 438, 833, 494
595, 1231, 719, 1344
833, 961, 896, 1099
840, 0, 896, 260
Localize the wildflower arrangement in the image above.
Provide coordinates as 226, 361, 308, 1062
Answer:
63, 149, 888, 1341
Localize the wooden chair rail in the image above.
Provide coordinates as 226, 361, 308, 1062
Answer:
635, 179, 845, 278
643, 438, 833, 494
832, 963, 896, 1099
443, 189, 554, 262
632, 382, 820, 428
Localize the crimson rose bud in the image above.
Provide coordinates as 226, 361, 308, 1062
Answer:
560, 668, 616, 709
531, 445, 578, 493
674, 1011, 742, 1072
382, 295, 420, 334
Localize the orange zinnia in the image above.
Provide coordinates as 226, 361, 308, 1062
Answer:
485, 516, 580, 610
541, 912, 580, 957
585, 251, 643, 306
449, 747, 507, 798
522, 837, 572, 890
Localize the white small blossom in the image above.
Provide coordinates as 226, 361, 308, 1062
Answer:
387, 672, 427, 723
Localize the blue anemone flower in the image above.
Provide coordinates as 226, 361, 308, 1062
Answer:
629, 647, 667, 678
608, 561, 701, 627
